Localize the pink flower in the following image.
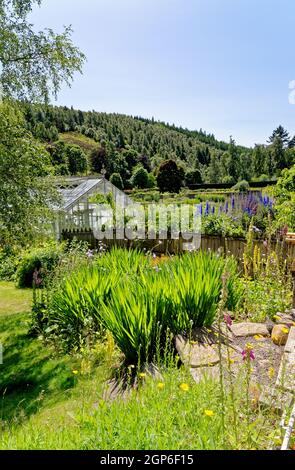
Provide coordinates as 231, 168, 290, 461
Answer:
223, 313, 233, 327
242, 343, 255, 361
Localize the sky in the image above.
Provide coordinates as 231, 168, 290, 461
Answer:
29, 0, 295, 147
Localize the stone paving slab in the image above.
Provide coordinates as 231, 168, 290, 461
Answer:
230, 322, 269, 338
175, 335, 220, 368
274, 313, 295, 327
285, 327, 295, 354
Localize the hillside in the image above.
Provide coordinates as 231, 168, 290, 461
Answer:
20, 103, 295, 189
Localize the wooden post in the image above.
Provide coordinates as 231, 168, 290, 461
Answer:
285, 233, 295, 309
292, 259, 295, 309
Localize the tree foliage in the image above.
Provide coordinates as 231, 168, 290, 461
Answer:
157, 160, 184, 193
19, 102, 295, 186
131, 165, 149, 189
46, 141, 88, 175
0, 102, 59, 245
273, 165, 295, 230
0, 0, 86, 101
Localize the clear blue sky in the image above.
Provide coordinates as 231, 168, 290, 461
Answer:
30, 0, 295, 147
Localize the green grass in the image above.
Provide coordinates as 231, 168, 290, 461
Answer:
0, 365, 282, 450
0, 282, 284, 450
0, 282, 32, 316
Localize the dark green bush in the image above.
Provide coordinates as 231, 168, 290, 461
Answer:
16, 245, 63, 288
232, 180, 250, 192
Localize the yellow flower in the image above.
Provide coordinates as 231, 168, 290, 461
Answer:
179, 383, 190, 392
72, 370, 79, 375
273, 315, 282, 321
138, 373, 146, 379
204, 409, 214, 417
282, 327, 289, 334
292, 322, 295, 327
254, 334, 265, 341
268, 367, 275, 379
157, 382, 165, 390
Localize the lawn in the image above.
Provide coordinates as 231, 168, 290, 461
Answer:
0, 282, 32, 316
0, 282, 79, 424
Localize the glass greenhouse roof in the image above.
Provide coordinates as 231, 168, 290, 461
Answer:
59, 178, 103, 211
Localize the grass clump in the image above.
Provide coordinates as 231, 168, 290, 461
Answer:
37, 249, 241, 364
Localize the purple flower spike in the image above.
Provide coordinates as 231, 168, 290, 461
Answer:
223, 313, 233, 327
242, 343, 255, 361
86, 250, 94, 258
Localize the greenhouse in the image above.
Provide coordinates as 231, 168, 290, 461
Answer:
55, 176, 132, 238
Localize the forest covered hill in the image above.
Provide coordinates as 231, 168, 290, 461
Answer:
20, 102, 295, 191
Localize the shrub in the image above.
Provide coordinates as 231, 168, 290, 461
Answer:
131, 165, 149, 189
110, 173, 124, 190
185, 169, 202, 187
232, 180, 250, 192
222, 175, 235, 185
257, 174, 269, 182
147, 173, 157, 189
16, 244, 63, 288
